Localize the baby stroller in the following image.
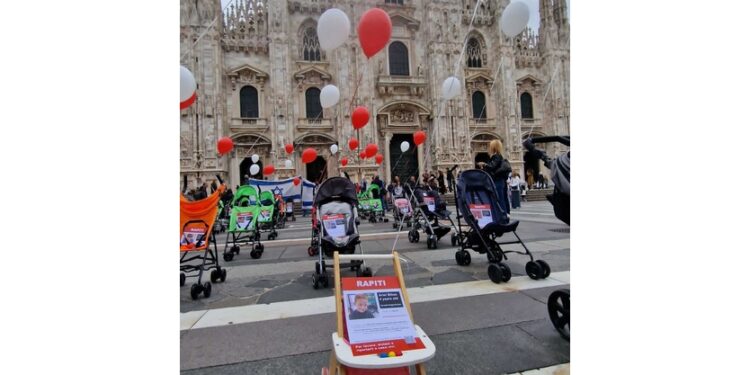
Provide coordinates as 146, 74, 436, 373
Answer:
453, 169, 550, 283
222, 185, 264, 262
257, 190, 279, 240
310, 177, 372, 289
180, 175, 228, 300
364, 184, 388, 223
406, 185, 453, 249
391, 193, 414, 230
525, 135, 570, 340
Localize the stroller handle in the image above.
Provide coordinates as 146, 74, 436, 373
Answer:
215, 174, 224, 184
525, 135, 570, 147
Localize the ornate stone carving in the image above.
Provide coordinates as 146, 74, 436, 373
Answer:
391, 109, 415, 123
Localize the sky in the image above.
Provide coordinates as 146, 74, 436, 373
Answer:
218, 0, 569, 33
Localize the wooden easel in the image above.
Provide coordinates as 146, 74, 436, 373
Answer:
326, 252, 435, 375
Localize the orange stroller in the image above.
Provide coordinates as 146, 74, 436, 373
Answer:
180, 175, 228, 300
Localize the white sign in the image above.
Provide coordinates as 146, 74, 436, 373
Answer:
470, 204, 492, 228
323, 214, 347, 237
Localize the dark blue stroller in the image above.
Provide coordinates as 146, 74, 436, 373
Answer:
453, 169, 550, 283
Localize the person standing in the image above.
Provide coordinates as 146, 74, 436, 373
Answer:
510, 172, 522, 209
437, 171, 447, 195
372, 175, 387, 211
478, 139, 512, 217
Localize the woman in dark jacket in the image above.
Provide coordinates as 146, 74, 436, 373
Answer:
479, 139, 512, 216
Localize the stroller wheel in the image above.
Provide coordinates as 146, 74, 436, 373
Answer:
488, 263, 511, 284
231, 245, 240, 254
525, 261, 544, 280
307, 246, 316, 257
223, 252, 234, 262
548, 289, 570, 341
210, 270, 219, 283
536, 260, 551, 278
451, 233, 458, 247
312, 274, 320, 289
392, 222, 398, 229
250, 249, 262, 259
180, 273, 186, 287
427, 235, 438, 249
362, 267, 373, 277
203, 282, 212, 298
455, 250, 471, 266
407, 221, 412, 228
190, 284, 201, 300
220, 268, 227, 282
383, 217, 389, 222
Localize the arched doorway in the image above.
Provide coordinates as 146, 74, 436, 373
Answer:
389, 134, 418, 184
306, 156, 328, 184
239, 158, 264, 182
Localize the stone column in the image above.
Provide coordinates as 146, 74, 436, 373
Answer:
229, 151, 240, 188
384, 132, 392, 182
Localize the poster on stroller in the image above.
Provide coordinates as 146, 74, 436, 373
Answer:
236, 212, 253, 230
342, 276, 425, 356
323, 214, 346, 237
470, 204, 492, 228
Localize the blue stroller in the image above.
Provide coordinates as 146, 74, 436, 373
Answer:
453, 169, 550, 283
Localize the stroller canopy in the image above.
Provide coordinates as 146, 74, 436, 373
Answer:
457, 169, 509, 225
233, 185, 259, 206
314, 177, 358, 207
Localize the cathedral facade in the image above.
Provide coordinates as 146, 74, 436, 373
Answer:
180, 0, 569, 188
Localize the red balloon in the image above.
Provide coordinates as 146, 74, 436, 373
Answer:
302, 148, 318, 164
348, 138, 359, 151
293, 177, 301, 186
285, 143, 294, 154
341, 157, 348, 167
180, 91, 197, 110
263, 165, 275, 176
375, 153, 384, 164
352, 107, 369, 129
414, 130, 426, 146
357, 8, 392, 58
217, 137, 234, 155
365, 143, 378, 158
359, 151, 367, 159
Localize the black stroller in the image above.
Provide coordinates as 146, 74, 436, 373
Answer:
405, 185, 454, 249
310, 177, 372, 289
453, 169, 550, 284
525, 135, 570, 341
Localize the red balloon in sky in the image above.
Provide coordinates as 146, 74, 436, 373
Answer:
263, 165, 275, 176
341, 157, 348, 167
357, 8, 392, 58
217, 137, 233, 155
348, 138, 359, 151
359, 151, 367, 159
285, 144, 294, 154
352, 107, 369, 129
375, 154, 384, 165
414, 130, 426, 146
365, 143, 378, 158
293, 177, 301, 186
302, 148, 318, 164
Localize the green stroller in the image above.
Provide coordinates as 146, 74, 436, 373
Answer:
362, 184, 388, 223
257, 190, 279, 240
223, 185, 264, 261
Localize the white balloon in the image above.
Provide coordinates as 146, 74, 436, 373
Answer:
180, 66, 196, 102
441, 76, 462, 100
400, 141, 409, 153
317, 8, 351, 51
330, 144, 339, 155
251, 154, 259, 163
320, 85, 341, 109
500, 2, 530, 38
250, 164, 260, 175
285, 159, 293, 168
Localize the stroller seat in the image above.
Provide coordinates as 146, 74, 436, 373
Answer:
481, 220, 520, 237
320, 201, 359, 254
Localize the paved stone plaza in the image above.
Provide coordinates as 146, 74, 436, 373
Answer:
180, 201, 570, 374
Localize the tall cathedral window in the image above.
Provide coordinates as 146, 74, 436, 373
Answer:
302, 27, 321, 61
521, 92, 534, 119
388, 41, 409, 76
385, 0, 404, 4
472, 91, 487, 119
305, 87, 322, 119
467, 38, 482, 68
240, 85, 259, 118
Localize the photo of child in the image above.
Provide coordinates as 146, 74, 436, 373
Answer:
348, 293, 378, 320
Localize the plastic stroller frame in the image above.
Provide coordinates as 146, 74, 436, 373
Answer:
310, 177, 372, 289
452, 169, 551, 284
180, 175, 228, 300
222, 185, 265, 262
